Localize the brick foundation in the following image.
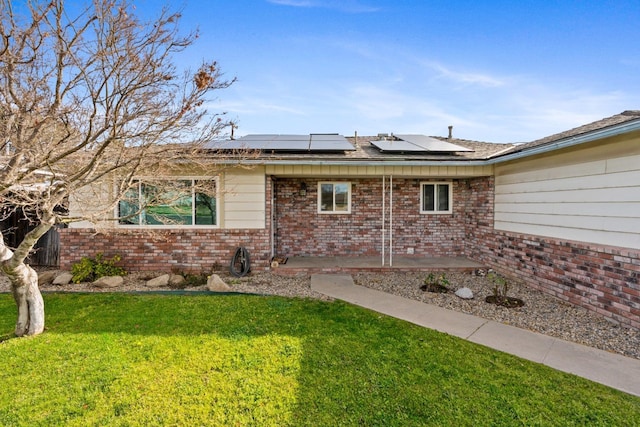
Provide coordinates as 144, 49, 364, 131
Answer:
464, 176, 640, 329
58, 228, 272, 273
468, 230, 640, 329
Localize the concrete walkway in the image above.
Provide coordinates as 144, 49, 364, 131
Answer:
310, 274, 640, 397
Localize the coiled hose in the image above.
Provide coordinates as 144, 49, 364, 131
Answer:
230, 247, 251, 277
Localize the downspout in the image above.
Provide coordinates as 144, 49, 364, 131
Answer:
381, 175, 385, 266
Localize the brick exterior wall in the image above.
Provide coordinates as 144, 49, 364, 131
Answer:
274, 177, 468, 257
463, 176, 640, 329
58, 178, 274, 274
58, 228, 272, 273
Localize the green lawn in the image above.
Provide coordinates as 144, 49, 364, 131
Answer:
1, 293, 638, 426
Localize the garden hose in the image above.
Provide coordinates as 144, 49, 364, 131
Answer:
230, 247, 251, 277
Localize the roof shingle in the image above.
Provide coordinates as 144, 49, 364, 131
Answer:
499, 110, 640, 156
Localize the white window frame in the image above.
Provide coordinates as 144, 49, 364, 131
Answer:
420, 181, 452, 214
117, 177, 219, 228
318, 181, 352, 214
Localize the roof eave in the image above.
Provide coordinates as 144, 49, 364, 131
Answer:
216, 158, 491, 167
486, 118, 640, 164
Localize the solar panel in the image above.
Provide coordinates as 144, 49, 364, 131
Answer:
370, 134, 473, 153
212, 134, 354, 152
212, 135, 275, 150
369, 139, 428, 152
395, 134, 473, 152
309, 134, 355, 151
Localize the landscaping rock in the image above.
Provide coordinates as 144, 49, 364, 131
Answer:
146, 274, 170, 288
52, 272, 73, 286
38, 270, 58, 286
93, 276, 124, 288
207, 274, 231, 292
169, 274, 185, 287
455, 287, 474, 299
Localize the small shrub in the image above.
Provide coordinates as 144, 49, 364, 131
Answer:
420, 273, 449, 293
180, 273, 208, 288
487, 272, 509, 298
485, 272, 524, 308
71, 253, 127, 283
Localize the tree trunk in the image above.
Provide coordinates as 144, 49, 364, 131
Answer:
5, 263, 45, 336
1, 222, 52, 337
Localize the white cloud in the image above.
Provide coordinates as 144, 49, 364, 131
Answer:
267, 0, 380, 13
216, 98, 306, 117
417, 60, 506, 88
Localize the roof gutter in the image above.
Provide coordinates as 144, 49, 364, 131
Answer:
216, 159, 491, 167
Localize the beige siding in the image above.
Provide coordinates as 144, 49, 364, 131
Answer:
68, 167, 268, 230
68, 180, 117, 228
495, 134, 640, 249
221, 167, 266, 229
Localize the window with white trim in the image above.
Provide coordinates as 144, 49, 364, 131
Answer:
318, 182, 351, 213
420, 182, 452, 214
118, 179, 218, 226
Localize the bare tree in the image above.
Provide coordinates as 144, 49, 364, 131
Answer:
0, 0, 237, 336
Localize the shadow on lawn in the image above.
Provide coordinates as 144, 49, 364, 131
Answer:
1, 292, 636, 425
1, 292, 450, 423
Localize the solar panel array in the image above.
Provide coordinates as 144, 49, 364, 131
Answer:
215, 134, 355, 152
370, 134, 473, 153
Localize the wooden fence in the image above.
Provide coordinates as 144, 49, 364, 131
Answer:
1, 211, 62, 267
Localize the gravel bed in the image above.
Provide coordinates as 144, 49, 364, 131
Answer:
2, 270, 638, 360
352, 271, 640, 360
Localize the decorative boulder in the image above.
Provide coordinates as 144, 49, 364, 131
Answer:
169, 274, 185, 287
146, 274, 170, 288
455, 287, 474, 300
52, 272, 73, 286
207, 274, 231, 292
38, 270, 58, 286
93, 276, 124, 288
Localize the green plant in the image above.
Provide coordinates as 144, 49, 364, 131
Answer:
71, 253, 127, 283
180, 273, 208, 288
421, 273, 450, 293
424, 273, 449, 288
485, 272, 524, 307
487, 272, 509, 298
438, 273, 450, 288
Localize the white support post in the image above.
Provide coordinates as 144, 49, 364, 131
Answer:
389, 175, 393, 267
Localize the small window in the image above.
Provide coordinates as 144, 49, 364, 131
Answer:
318, 182, 351, 213
420, 182, 452, 214
118, 179, 218, 227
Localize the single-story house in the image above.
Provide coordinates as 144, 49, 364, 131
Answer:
59, 110, 640, 329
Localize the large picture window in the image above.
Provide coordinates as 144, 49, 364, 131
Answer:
420, 182, 452, 214
318, 182, 351, 213
118, 179, 217, 226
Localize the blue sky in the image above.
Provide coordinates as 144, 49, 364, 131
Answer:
159, 0, 638, 143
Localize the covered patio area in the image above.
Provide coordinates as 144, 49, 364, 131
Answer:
270, 256, 484, 275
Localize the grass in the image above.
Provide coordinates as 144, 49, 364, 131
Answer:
0, 293, 639, 426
